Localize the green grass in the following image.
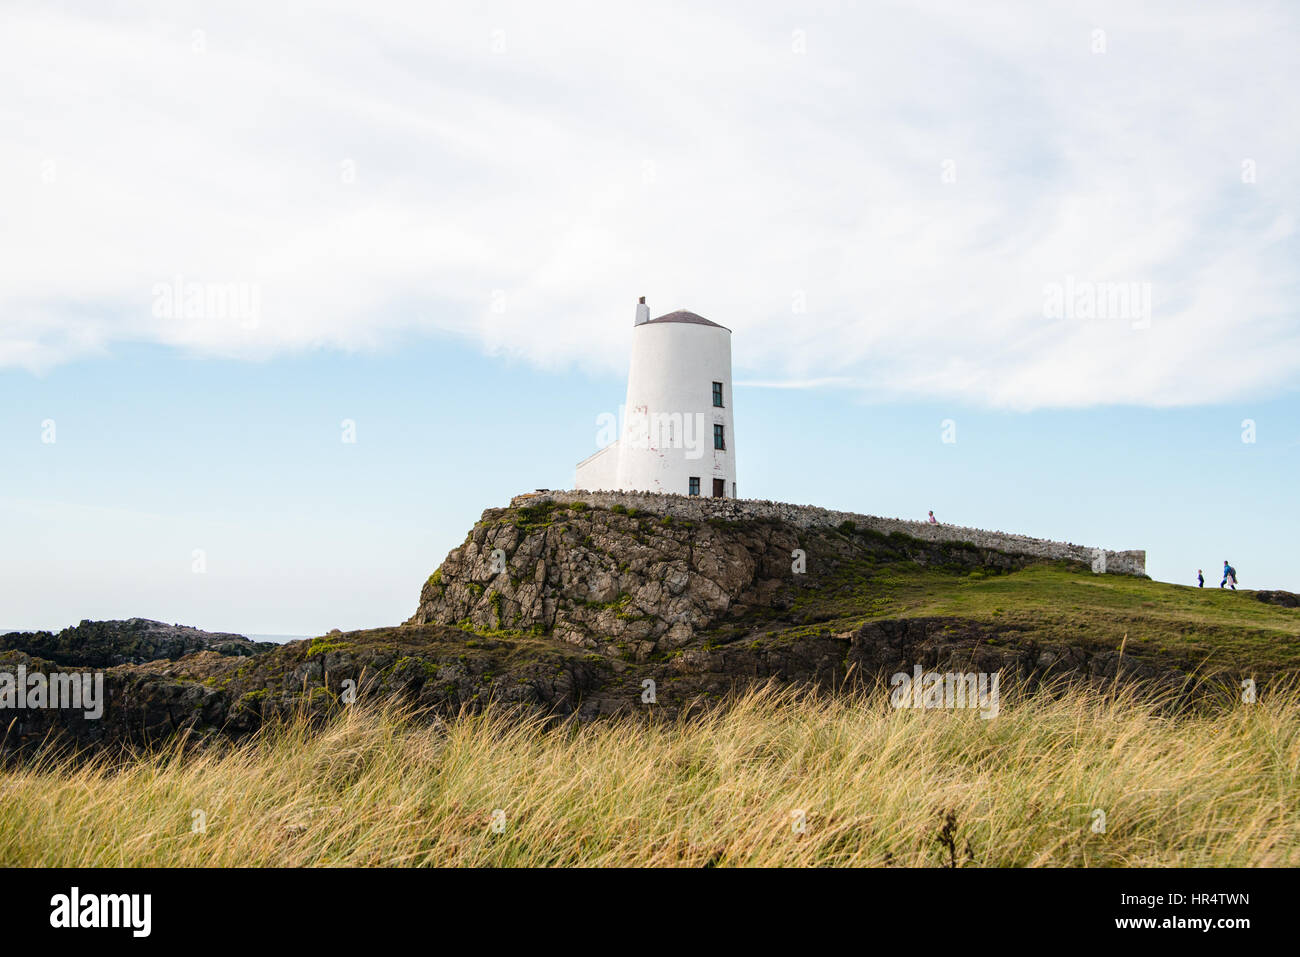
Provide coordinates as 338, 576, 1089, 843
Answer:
778, 559, 1300, 673
305, 636, 348, 657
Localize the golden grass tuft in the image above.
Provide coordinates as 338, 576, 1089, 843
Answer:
3, 680, 1297, 866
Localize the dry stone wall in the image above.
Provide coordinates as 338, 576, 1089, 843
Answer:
516, 490, 1146, 576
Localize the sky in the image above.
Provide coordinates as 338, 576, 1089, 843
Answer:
1, 1, 1297, 635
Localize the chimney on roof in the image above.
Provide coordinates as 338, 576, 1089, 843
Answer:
634, 296, 649, 326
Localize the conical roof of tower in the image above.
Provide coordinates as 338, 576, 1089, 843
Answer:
643, 310, 731, 331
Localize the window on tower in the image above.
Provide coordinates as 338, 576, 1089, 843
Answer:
713, 424, 725, 450
712, 381, 724, 407
688, 477, 700, 496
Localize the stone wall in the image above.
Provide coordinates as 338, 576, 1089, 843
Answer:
514, 489, 1147, 577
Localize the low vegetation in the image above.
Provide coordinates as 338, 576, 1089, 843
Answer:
777, 559, 1300, 675
3, 681, 1296, 866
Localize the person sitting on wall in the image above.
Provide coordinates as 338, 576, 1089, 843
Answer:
928, 510, 938, 524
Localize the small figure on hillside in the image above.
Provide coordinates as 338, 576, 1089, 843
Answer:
928, 510, 938, 524
1220, 561, 1237, 590
1197, 569, 1204, 588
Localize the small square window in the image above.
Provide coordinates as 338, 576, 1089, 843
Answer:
713, 424, 725, 450
688, 477, 700, 496
712, 382, 724, 407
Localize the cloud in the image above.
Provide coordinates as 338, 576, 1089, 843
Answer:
2, 0, 1297, 408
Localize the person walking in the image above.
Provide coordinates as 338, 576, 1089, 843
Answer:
1220, 561, 1237, 590
1197, 569, 1204, 588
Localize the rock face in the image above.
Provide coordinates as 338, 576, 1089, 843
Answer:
408, 500, 790, 655
1257, 590, 1300, 609
407, 499, 1037, 657
0, 618, 275, 668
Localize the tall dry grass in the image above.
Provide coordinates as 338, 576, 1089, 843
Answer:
2, 681, 1296, 866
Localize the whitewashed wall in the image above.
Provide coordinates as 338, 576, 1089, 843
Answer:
614, 320, 736, 497
573, 440, 620, 491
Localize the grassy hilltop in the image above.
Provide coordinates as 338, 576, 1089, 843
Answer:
406, 497, 1300, 688
785, 559, 1300, 676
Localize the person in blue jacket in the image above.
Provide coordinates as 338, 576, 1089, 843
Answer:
1220, 561, 1237, 590
1197, 569, 1204, 588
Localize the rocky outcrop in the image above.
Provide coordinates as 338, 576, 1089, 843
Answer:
0, 615, 1201, 758
1257, 590, 1300, 609
0, 618, 275, 668
0, 497, 1278, 758
407, 498, 1038, 656
0, 626, 604, 757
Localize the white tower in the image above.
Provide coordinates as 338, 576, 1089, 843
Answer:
575, 298, 737, 498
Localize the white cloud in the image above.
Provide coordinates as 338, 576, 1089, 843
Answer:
2, 0, 1297, 408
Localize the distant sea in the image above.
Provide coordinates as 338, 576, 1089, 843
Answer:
2, 628, 313, 644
